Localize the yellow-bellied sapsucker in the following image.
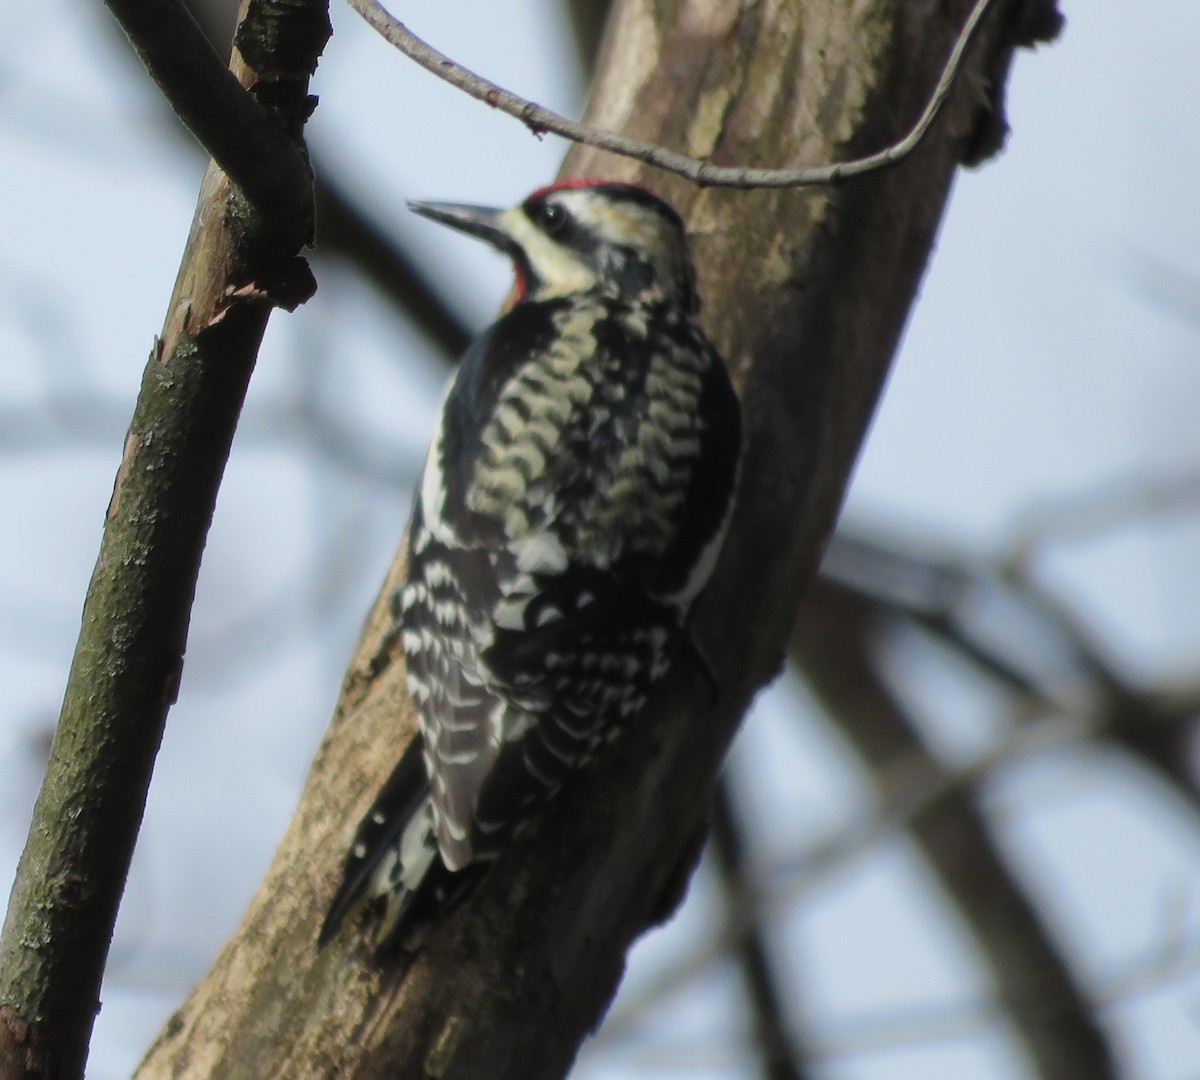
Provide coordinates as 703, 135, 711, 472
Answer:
320, 180, 741, 949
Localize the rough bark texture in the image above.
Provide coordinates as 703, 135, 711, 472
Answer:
133, 0, 1059, 1077
0, 1, 326, 1077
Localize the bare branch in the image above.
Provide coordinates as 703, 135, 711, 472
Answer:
793, 580, 1121, 1079
824, 529, 1200, 810
0, 1, 329, 1074
347, 0, 1000, 188
102, 0, 324, 221
710, 779, 814, 1080
598, 708, 1097, 1046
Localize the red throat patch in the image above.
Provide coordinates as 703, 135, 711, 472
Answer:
500, 269, 526, 313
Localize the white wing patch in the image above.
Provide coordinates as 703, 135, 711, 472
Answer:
513, 531, 567, 574
418, 378, 462, 549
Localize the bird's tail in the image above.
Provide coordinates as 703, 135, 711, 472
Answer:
319, 736, 459, 950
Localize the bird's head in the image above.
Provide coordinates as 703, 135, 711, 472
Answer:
409, 180, 696, 310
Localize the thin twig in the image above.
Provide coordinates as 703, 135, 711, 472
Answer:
346, 0, 998, 188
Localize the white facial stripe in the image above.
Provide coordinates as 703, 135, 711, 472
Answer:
560, 191, 659, 249
420, 375, 459, 545
499, 208, 595, 297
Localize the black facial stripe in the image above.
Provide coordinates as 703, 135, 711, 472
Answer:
605, 246, 656, 296
520, 185, 692, 303
523, 194, 572, 236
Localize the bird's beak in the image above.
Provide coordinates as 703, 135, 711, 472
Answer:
408, 200, 515, 255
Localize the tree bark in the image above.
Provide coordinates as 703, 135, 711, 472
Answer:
133, 0, 1060, 1077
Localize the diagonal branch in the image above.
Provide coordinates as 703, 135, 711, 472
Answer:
347, 0, 1023, 188
792, 579, 1122, 1080
102, 0, 323, 222
0, 2, 329, 1076
711, 778, 814, 1080
823, 530, 1200, 815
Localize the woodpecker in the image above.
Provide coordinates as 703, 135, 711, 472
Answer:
320, 180, 741, 949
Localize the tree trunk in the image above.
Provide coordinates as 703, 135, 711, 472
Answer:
133, 0, 1059, 1076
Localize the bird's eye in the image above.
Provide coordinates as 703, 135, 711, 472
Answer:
537, 202, 567, 235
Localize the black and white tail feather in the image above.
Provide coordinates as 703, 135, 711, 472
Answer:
319, 180, 741, 951
318, 738, 469, 949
